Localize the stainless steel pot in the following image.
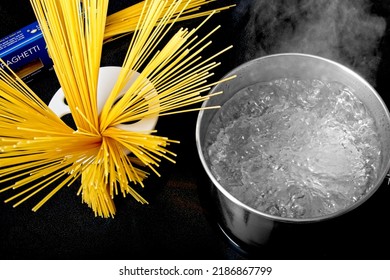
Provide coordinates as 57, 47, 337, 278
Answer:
195, 53, 390, 248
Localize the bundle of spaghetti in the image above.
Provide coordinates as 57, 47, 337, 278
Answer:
0, 59, 174, 217
0, 0, 234, 218
29, 0, 108, 132
99, 3, 235, 129
104, 0, 235, 42
0, 61, 101, 209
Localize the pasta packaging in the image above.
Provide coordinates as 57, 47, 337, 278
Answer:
0, 21, 52, 83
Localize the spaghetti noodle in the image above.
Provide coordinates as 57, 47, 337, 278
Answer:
104, 0, 235, 42
0, 0, 235, 218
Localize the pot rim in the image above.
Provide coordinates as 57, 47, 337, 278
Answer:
195, 52, 390, 224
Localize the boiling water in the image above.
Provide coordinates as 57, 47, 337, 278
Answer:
205, 78, 382, 218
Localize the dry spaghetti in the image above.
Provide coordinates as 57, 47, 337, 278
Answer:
0, 0, 235, 218
104, 0, 235, 42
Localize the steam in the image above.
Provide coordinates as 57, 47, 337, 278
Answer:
235, 0, 387, 85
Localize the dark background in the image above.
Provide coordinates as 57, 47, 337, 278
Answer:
1, 0, 390, 260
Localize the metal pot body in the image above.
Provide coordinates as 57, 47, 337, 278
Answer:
196, 53, 390, 247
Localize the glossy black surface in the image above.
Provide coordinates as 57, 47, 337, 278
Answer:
1, 0, 389, 260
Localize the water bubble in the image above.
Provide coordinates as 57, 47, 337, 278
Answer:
206, 78, 381, 218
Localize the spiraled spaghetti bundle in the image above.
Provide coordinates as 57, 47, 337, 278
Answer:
0, 0, 234, 218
